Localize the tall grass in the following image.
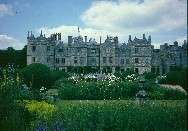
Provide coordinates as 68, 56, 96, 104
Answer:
50, 100, 187, 131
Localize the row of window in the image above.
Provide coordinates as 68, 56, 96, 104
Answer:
32, 46, 139, 55
103, 57, 139, 64
32, 57, 139, 64
103, 57, 113, 64
32, 46, 50, 52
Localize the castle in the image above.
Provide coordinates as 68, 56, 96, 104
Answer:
27, 30, 187, 74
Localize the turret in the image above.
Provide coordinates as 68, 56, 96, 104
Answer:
100, 36, 102, 44
40, 30, 43, 37
128, 35, 132, 42
27, 31, 30, 39
148, 35, 151, 44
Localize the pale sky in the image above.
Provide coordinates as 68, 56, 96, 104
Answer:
0, 0, 187, 49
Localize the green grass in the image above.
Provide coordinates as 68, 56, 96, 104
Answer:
52, 100, 187, 131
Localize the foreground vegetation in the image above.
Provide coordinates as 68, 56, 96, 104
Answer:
24, 100, 187, 131
0, 63, 187, 130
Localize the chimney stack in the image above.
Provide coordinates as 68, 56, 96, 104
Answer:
100, 36, 102, 44
84, 36, 87, 43
68, 36, 73, 44
58, 33, 61, 40
143, 34, 146, 39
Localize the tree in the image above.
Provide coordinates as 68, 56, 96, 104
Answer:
20, 63, 51, 90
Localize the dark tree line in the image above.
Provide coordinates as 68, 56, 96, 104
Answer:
0, 46, 27, 67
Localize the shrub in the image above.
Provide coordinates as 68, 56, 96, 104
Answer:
50, 70, 69, 85
20, 63, 52, 90
0, 68, 31, 131
54, 78, 140, 100
143, 72, 157, 80
24, 100, 56, 120
159, 68, 188, 91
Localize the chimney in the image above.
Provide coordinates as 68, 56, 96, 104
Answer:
143, 34, 146, 39
129, 35, 131, 41
84, 36, 87, 43
114, 36, 118, 43
58, 33, 61, 40
68, 36, 73, 44
100, 36, 102, 44
174, 41, 178, 46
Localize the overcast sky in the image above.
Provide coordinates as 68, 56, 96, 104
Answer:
0, 0, 187, 49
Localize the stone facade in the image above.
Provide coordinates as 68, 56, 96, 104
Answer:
27, 31, 187, 74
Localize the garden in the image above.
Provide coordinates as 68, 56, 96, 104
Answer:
0, 63, 187, 131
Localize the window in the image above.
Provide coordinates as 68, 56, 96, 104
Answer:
47, 57, 50, 63
55, 58, 59, 63
47, 46, 50, 51
135, 68, 139, 73
77, 48, 81, 53
135, 58, 139, 63
121, 59, 124, 64
109, 57, 113, 63
103, 57, 107, 63
135, 47, 139, 53
80, 57, 84, 64
91, 49, 96, 54
126, 59, 130, 64
74, 57, 77, 64
58, 49, 63, 52
32, 46, 36, 52
32, 57, 35, 62
62, 58, 65, 64
91, 58, 96, 64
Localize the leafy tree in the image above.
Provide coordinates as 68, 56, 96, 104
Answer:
20, 63, 51, 90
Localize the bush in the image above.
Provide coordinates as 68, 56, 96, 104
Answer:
54, 78, 140, 100
54, 75, 187, 100
0, 68, 31, 131
50, 70, 69, 85
159, 68, 188, 91
20, 63, 52, 90
143, 72, 157, 80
